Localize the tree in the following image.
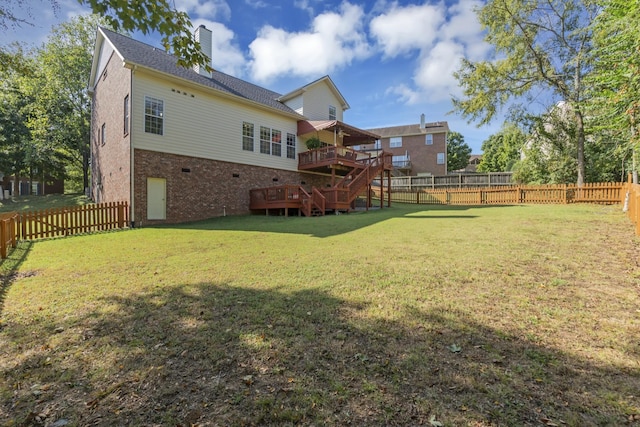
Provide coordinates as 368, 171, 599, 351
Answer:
452, 0, 599, 185
446, 131, 472, 171
477, 123, 525, 172
0, 0, 210, 72
27, 15, 108, 191
587, 0, 640, 181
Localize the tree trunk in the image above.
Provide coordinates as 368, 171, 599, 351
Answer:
575, 109, 586, 187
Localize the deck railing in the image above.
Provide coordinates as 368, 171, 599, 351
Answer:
0, 202, 129, 259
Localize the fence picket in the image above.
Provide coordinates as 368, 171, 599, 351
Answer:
0, 202, 129, 259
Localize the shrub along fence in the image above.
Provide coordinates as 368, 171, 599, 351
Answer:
0, 201, 129, 259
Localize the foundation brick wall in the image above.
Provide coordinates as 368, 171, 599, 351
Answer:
91, 50, 132, 205
134, 149, 331, 225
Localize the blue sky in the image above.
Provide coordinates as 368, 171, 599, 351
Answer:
2, 0, 508, 154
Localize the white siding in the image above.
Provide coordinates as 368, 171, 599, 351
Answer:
131, 72, 303, 172
284, 95, 303, 115
93, 43, 114, 91
300, 82, 344, 121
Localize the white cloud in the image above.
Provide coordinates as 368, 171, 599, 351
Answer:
369, 3, 446, 57
176, 0, 231, 21
373, 0, 489, 105
248, 2, 371, 82
192, 20, 246, 76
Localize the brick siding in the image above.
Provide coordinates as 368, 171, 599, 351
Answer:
134, 149, 331, 225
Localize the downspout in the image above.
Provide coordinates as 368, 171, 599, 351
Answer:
130, 65, 136, 227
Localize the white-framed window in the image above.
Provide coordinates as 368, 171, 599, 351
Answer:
260, 126, 270, 154
259, 126, 282, 156
392, 154, 410, 168
426, 134, 433, 145
286, 133, 296, 159
242, 122, 254, 151
437, 152, 445, 164
123, 95, 129, 136
390, 136, 402, 148
374, 140, 381, 150
329, 105, 336, 120
271, 129, 282, 157
144, 96, 164, 135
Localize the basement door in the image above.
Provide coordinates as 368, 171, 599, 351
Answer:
147, 177, 166, 220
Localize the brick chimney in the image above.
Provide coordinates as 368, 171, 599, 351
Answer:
194, 25, 212, 78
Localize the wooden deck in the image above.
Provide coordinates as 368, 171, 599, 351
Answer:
250, 149, 393, 216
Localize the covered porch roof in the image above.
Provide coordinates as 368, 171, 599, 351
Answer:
297, 120, 380, 146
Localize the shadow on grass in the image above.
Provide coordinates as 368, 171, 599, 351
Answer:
0, 241, 33, 318
3, 282, 637, 426
157, 204, 518, 238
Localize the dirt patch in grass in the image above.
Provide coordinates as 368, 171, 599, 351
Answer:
1, 204, 639, 426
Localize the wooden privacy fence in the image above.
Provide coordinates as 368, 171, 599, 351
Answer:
0, 202, 129, 259
387, 182, 624, 206
624, 182, 640, 236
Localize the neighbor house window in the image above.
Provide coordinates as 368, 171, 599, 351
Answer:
329, 105, 336, 120
101, 123, 106, 146
271, 129, 282, 157
426, 134, 433, 145
286, 133, 296, 159
144, 96, 164, 135
123, 95, 129, 136
437, 152, 445, 164
390, 137, 402, 148
242, 122, 254, 151
374, 140, 382, 150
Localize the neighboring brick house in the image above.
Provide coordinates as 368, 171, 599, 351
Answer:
361, 117, 449, 176
0, 173, 64, 197
89, 26, 381, 225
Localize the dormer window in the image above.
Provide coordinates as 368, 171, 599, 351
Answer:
329, 105, 336, 120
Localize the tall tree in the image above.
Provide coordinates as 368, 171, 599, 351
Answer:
452, 0, 598, 185
27, 15, 108, 191
446, 131, 472, 171
477, 123, 525, 173
587, 0, 640, 181
0, 0, 210, 72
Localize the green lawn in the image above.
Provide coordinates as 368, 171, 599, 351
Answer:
0, 194, 91, 213
1, 203, 639, 426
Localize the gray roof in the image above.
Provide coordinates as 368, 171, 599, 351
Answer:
367, 122, 449, 138
100, 27, 302, 117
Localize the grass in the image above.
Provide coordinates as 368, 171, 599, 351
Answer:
1, 203, 639, 426
0, 194, 91, 213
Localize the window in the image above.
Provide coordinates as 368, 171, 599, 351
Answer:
260, 126, 270, 154
390, 136, 402, 148
352, 145, 361, 151
426, 134, 433, 145
329, 105, 336, 120
242, 122, 254, 151
286, 133, 296, 159
271, 129, 282, 157
392, 154, 410, 168
437, 152, 445, 164
123, 95, 129, 136
144, 96, 164, 135
101, 123, 106, 146
374, 140, 382, 150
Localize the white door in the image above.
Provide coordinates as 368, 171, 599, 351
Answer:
147, 178, 166, 220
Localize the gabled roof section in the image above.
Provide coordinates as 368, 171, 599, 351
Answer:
278, 75, 350, 111
367, 121, 449, 138
89, 27, 303, 118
